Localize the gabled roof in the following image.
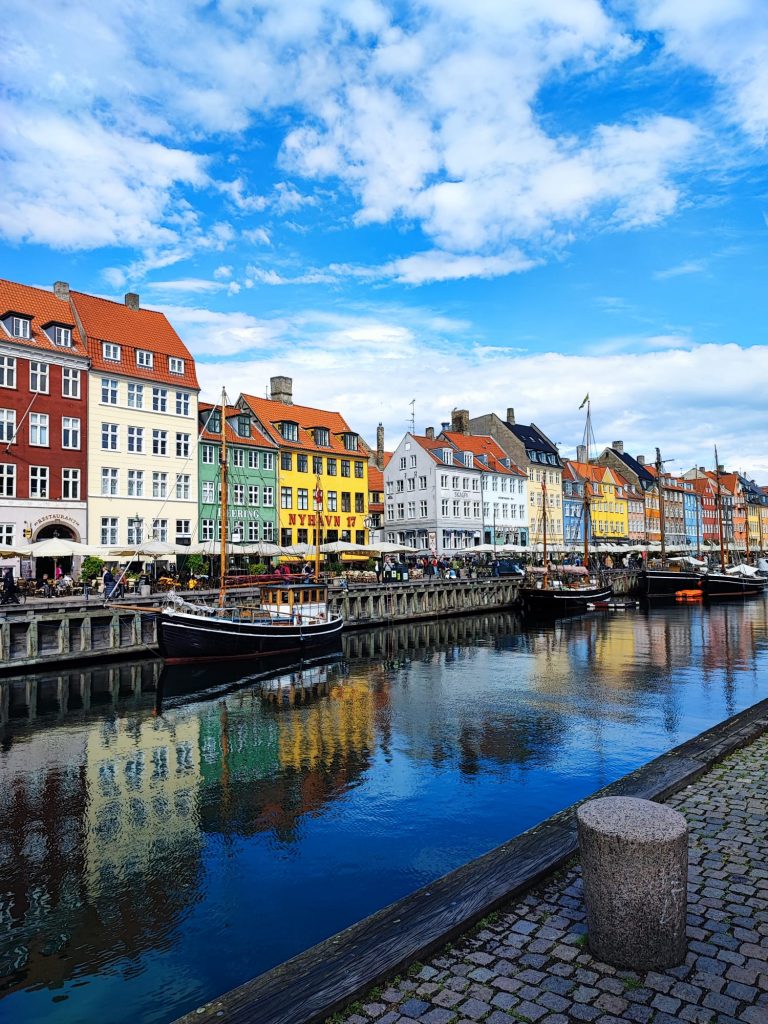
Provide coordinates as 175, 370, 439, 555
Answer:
440, 431, 527, 476
199, 402, 275, 449
239, 393, 366, 457
606, 447, 655, 487
367, 465, 384, 491
0, 278, 87, 359
504, 421, 561, 462
70, 290, 199, 389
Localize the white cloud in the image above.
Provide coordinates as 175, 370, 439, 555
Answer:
653, 259, 707, 280
213, 265, 233, 280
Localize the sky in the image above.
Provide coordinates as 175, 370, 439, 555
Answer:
2, 0, 767, 478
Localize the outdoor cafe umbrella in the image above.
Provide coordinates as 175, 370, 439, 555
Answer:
28, 538, 107, 557
320, 540, 371, 554
364, 541, 419, 554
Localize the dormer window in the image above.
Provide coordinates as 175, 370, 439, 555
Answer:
11, 316, 31, 339
465, 453, 474, 468
207, 411, 221, 434
103, 342, 120, 361
136, 349, 154, 369
169, 357, 185, 375
342, 432, 358, 451
237, 415, 250, 438
50, 325, 72, 347
314, 427, 330, 447
280, 421, 299, 442
442, 449, 453, 465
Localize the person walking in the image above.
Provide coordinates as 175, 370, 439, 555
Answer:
1, 568, 18, 605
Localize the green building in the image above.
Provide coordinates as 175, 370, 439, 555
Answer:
198, 401, 278, 548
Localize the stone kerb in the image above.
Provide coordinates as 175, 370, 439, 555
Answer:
576, 795, 688, 970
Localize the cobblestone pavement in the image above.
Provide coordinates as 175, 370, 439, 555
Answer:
332, 732, 768, 1024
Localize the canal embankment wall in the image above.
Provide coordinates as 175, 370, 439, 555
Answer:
0, 572, 639, 672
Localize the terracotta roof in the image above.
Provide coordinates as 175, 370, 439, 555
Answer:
0, 278, 87, 359
441, 431, 527, 476
239, 393, 367, 456
70, 290, 199, 389
198, 402, 275, 449
367, 465, 384, 490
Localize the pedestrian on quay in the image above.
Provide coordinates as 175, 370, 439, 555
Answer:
1, 568, 17, 605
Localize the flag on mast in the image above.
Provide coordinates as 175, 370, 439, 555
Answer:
579, 393, 590, 409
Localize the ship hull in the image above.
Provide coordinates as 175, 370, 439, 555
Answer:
701, 574, 766, 600
520, 583, 614, 616
640, 569, 703, 596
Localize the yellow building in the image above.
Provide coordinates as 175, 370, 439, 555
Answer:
239, 376, 370, 549
572, 462, 629, 542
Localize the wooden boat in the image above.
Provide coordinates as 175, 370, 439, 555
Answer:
157, 388, 344, 664
519, 398, 613, 617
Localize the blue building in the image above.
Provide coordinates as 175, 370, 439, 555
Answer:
562, 462, 586, 546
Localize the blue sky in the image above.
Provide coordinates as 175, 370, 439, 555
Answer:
2, 0, 767, 475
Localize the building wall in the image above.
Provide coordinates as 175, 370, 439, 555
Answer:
198, 440, 278, 544
278, 446, 369, 547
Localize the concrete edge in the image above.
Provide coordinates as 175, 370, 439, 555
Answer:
173, 696, 768, 1024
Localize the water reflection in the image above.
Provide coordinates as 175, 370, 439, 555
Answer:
1, 598, 767, 1024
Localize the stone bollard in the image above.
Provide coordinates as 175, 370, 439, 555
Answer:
576, 796, 688, 970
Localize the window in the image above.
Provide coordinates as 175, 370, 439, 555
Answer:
62, 416, 80, 449
313, 456, 323, 475
341, 492, 351, 513
355, 493, 364, 513
231, 448, 244, 467
0, 356, 16, 388
126, 382, 144, 409
441, 499, 449, 515
127, 426, 144, 453
62, 367, 80, 399
396, 502, 404, 519
327, 458, 337, 476
280, 421, 298, 442
29, 466, 49, 498
410, 455, 417, 468
176, 392, 189, 416
30, 412, 49, 446
263, 452, 274, 471
11, 316, 30, 339
326, 490, 337, 511
53, 325, 72, 347
152, 387, 167, 413
175, 520, 191, 540
355, 461, 364, 478
440, 474, 448, 487
30, 361, 49, 393
230, 482, 243, 505
102, 422, 118, 450
314, 427, 330, 447
101, 517, 118, 545
235, 415, 249, 438
343, 432, 358, 451
281, 451, 292, 471
280, 527, 292, 547
169, 357, 185, 375
152, 519, 168, 543
102, 342, 120, 361
263, 486, 274, 507
202, 481, 215, 503
263, 521, 274, 542
407, 477, 415, 491
399, 457, 406, 470
136, 349, 153, 368
102, 377, 118, 404
0, 409, 16, 443
248, 450, 258, 469
176, 474, 191, 500
281, 487, 292, 509
245, 520, 257, 542
418, 475, 427, 489
152, 472, 168, 498
297, 454, 308, 473
244, 485, 257, 506
176, 433, 190, 458
202, 444, 214, 464
420, 500, 428, 516
127, 470, 144, 497
0, 524, 12, 545
101, 468, 119, 495
341, 459, 351, 477
407, 501, 416, 518
0, 463, 16, 497
127, 517, 143, 545
297, 488, 309, 510
152, 430, 167, 456
453, 500, 460, 516
396, 479, 404, 493
201, 519, 214, 542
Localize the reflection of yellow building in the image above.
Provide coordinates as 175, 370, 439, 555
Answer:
84, 713, 202, 886
278, 680, 375, 771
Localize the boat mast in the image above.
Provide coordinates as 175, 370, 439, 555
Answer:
219, 388, 229, 607
583, 400, 591, 568
313, 475, 322, 582
744, 487, 751, 563
715, 446, 726, 572
542, 480, 548, 589
655, 448, 667, 565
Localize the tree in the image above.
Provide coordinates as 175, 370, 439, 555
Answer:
80, 556, 104, 582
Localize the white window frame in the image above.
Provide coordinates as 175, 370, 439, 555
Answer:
30, 361, 49, 394
127, 425, 144, 453
127, 382, 144, 409
101, 422, 118, 451
176, 432, 190, 459
136, 349, 153, 369
102, 342, 120, 361
152, 429, 167, 456
0, 408, 17, 444
169, 357, 185, 375
201, 444, 215, 465
62, 367, 81, 399
127, 469, 144, 497
101, 517, 119, 546
29, 465, 49, 498
152, 472, 168, 498
11, 317, 31, 339
53, 325, 72, 347
0, 356, 17, 389
152, 387, 168, 413
62, 467, 80, 500
0, 463, 16, 497
101, 468, 119, 496
175, 474, 191, 500
62, 416, 80, 449
175, 391, 190, 416
29, 412, 49, 446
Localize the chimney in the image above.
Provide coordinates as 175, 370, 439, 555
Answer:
636, 455, 645, 465
441, 421, 450, 432
506, 407, 515, 425
53, 280, 69, 300
425, 426, 435, 440
576, 444, 587, 463
717, 464, 725, 473
612, 440, 624, 453
451, 408, 470, 434
376, 423, 384, 469
699, 466, 706, 473
270, 375, 293, 405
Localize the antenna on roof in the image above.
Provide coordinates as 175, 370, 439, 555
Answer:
409, 399, 415, 434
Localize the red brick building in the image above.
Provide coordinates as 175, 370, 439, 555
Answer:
0, 279, 89, 551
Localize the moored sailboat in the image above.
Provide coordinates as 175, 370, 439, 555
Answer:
640, 449, 704, 597
157, 389, 344, 664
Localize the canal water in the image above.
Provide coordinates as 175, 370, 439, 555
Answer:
1, 597, 767, 1024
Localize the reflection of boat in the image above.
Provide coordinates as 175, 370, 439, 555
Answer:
520, 398, 613, 617
157, 387, 344, 664
156, 649, 345, 707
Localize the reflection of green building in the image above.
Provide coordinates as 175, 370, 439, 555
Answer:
198, 402, 279, 547
199, 703, 281, 785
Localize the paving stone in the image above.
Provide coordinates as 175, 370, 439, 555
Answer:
455, 997, 491, 1020
650, 992, 681, 1014
536, 991, 569, 1012
490, 991, 519, 1011
513, 999, 548, 1021
419, 1010, 456, 1024
702, 989, 740, 1015
433, 990, 464, 1009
